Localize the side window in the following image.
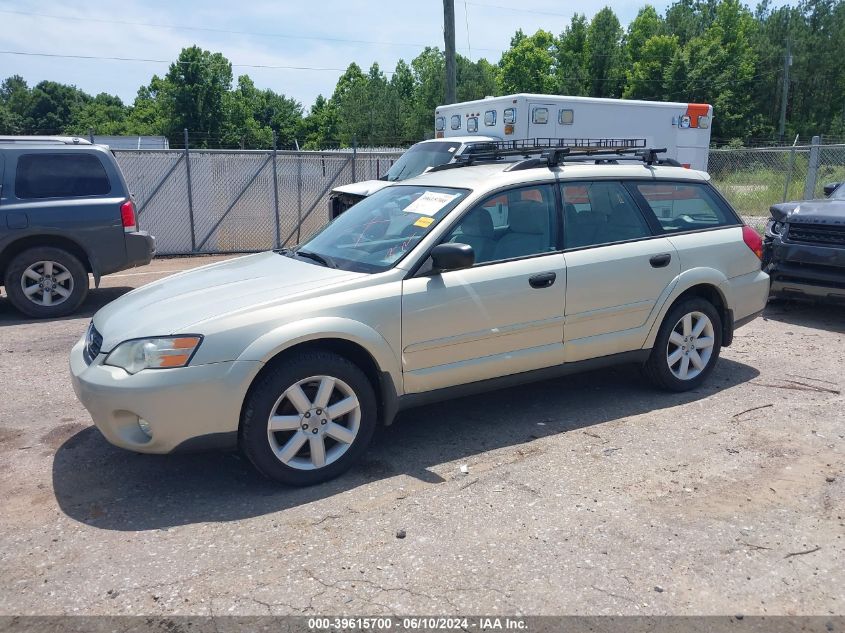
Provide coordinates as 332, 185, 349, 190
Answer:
559, 109, 574, 125
561, 181, 651, 249
467, 117, 478, 133
484, 110, 496, 126
443, 185, 558, 265
532, 107, 549, 124
15, 153, 110, 199
634, 182, 735, 232
450, 115, 461, 130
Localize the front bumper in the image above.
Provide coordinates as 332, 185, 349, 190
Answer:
764, 237, 845, 300
69, 336, 262, 453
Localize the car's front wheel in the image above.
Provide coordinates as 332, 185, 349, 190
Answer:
240, 351, 377, 486
644, 297, 722, 392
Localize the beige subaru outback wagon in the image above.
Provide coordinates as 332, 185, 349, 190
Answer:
70, 148, 769, 485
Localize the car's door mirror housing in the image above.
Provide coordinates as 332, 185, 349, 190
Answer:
823, 182, 842, 198
430, 243, 474, 273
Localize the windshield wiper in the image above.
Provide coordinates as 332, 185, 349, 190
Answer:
295, 249, 337, 268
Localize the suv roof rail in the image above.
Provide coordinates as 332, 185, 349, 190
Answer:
0, 136, 93, 145
429, 138, 681, 172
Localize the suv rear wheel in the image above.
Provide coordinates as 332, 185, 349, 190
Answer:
4, 247, 89, 318
240, 351, 377, 486
644, 297, 722, 392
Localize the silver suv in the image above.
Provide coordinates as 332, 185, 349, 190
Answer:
70, 146, 770, 486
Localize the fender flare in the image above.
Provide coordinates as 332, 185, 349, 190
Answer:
642, 267, 731, 349
237, 316, 403, 395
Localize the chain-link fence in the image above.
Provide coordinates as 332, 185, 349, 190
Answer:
114, 148, 403, 255
116, 141, 845, 255
708, 141, 845, 220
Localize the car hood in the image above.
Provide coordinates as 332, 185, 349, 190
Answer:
332, 180, 391, 197
93, 252, 364, 352
770, 199, 845, 224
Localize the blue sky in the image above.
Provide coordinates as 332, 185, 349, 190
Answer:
0, 0, 780, 113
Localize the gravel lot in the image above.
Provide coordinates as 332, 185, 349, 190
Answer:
0, 255, 843, 616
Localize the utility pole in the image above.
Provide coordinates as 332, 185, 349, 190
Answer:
443, 0, 457, 104
778, 37, 792, 142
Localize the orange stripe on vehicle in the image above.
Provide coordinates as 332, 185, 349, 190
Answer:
160, 354, 190, 367
173, 337, 200, 349
686, 103, 710, 128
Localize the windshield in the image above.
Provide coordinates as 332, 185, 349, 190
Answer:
384, 142, 461, 181
297, 185, 469, 273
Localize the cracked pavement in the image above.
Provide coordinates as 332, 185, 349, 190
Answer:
0, 256, 843, 615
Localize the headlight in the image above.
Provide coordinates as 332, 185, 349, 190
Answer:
104, 336, 202, 374
765, 220, 785, 237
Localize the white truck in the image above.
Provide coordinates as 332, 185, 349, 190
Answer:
328, 93, 712, 218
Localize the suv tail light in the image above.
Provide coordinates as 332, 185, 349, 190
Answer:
742, 225, 763, 259
121, 200, 137, 232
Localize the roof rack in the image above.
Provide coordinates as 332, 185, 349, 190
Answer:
0, 136, 92, 146
429, 137, 678, 171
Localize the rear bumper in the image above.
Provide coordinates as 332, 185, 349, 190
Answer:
764, 238, 845, 301
125, 231, 156, 267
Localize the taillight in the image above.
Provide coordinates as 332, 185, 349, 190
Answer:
120, 200, 137, 232
742, 225, 763, 259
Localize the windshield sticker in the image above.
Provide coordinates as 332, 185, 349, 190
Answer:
404, 191, 460, 215
413, 216, 435, 228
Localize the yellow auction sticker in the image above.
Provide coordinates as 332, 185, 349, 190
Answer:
413, 216, 435, 228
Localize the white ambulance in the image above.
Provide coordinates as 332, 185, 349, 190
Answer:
435, 94, 712, 170
328, 94, 712, 218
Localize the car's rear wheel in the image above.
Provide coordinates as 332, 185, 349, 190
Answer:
4, 247, 89, 318
240, 351, 377, 486
644, 297, 722, 392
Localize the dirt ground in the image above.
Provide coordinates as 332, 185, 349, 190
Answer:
0, 255, 843, 616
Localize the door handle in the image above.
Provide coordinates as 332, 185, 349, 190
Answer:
529, 272, 556, 289
650, 253, 672, 268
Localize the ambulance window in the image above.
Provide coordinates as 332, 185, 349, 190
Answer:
484, 110, 496, 126
503, 108, 516, 124
435, 117, 445, 131
532, 107, 549, 124
450, 115, 461, 130
559, 109, 574, 125
467, 117, 478, 133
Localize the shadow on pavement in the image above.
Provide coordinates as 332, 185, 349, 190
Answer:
53, 357, 759, 531
0, 286, 134, 326
762, 298, 845, 333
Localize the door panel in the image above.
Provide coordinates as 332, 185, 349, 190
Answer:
563, 238, 679, 361
402, 253, 566, 393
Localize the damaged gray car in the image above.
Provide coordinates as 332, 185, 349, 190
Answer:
763, 181, 845, 302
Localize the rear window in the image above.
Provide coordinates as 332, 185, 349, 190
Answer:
634, 182, 736, 232
15, 153, 111, 199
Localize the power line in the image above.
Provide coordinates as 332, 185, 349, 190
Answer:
0, 9, 505, 55
464, 1, 573, 18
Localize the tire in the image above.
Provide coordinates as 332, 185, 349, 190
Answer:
4, 247, 89, 318
240, 351, 378, 486
644, 297, 722, 392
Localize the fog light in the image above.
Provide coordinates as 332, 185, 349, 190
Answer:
137, 418, 152, 439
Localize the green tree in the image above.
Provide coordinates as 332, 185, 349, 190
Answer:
556, 14, 590, 95
624, 35, 679, 99
161, 46, 233, 147
626, 6, 665, 62
498, 29, 556, 94
67, 93, 128, 136
586, 8, 625, 97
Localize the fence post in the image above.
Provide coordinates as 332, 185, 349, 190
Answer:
88, 128, 94, 143
783, 134, 800, 202
184, 128, 197, 252
272, 131, 280, 249
804, 135, 821, 199
296, 152, 303, 244
351, 138, 357, 183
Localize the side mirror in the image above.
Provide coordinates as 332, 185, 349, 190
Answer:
823, 182, 842, 198
431, 243, 474, 273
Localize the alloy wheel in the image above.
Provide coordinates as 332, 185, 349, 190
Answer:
666, 311, 715, 380
20, 260, 74, 307
266, 375, 361, 470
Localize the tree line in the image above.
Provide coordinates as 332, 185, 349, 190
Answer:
1, 0, 843, 148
